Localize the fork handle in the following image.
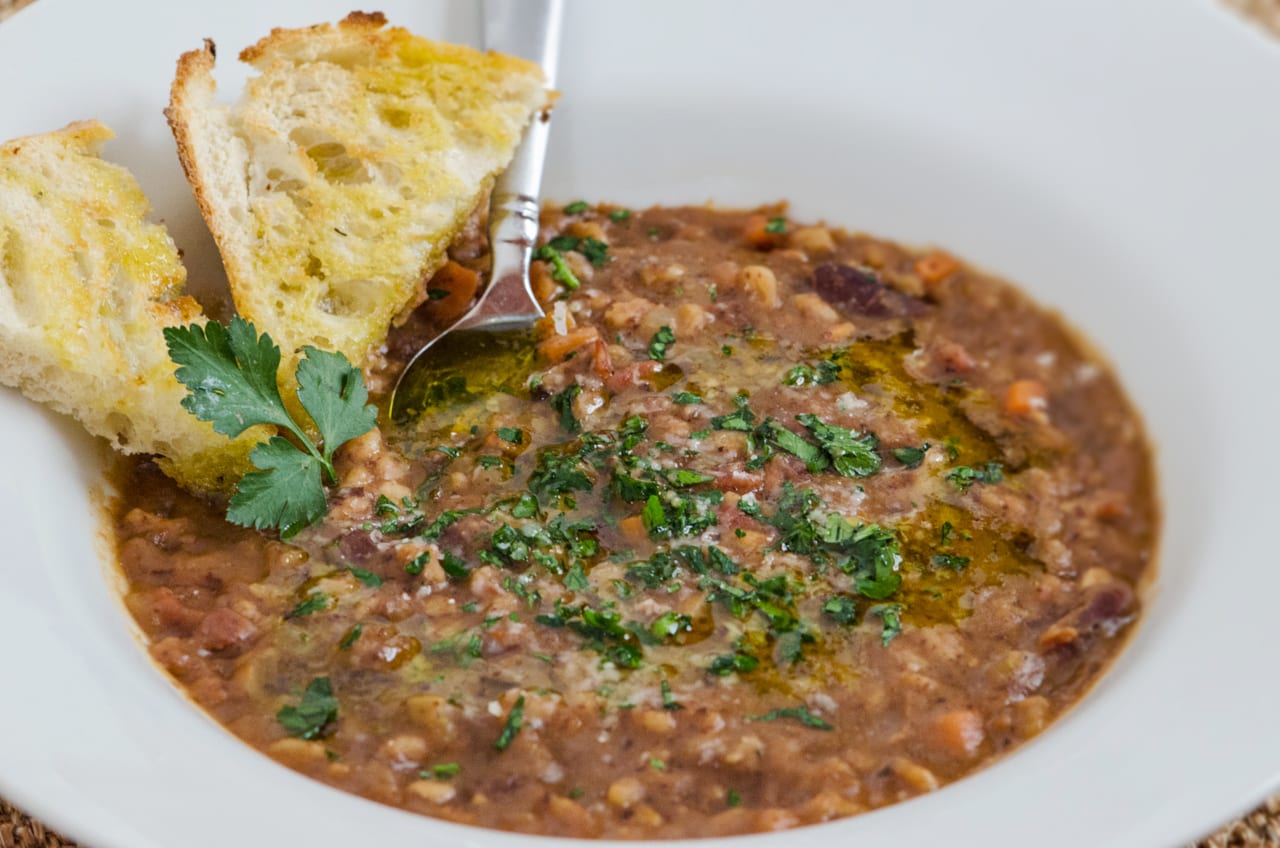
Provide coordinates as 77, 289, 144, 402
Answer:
456, 0, 563, 331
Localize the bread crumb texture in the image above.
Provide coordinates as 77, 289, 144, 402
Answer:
0, 121, 260, 493
166, 11, 549, 377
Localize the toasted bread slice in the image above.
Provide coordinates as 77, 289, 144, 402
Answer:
166, 12, 549, 376
0, 121, 262, 492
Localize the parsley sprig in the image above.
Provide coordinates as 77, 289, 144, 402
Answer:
165, 318, 377, 537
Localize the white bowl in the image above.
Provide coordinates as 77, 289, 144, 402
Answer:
2, 1, 1278, 846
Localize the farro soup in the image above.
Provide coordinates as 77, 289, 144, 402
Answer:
114, 203, 1156, 838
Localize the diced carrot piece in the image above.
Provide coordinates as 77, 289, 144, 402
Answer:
590, 338, 613, 377
931, 710, 985, 759
424, 261, 480, 323
742, 213, 785, 251
618, 515, 648, 547
537, 326, 599, 363
915, 250, 960, 286
1004, 379, 1049, 418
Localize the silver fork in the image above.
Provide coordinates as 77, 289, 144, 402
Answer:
388, 0, 563, 424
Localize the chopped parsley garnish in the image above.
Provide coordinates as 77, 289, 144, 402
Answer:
783, 359, 841, 387
477, 455, 505, 470
277, 677, 339, 740
529, 447, 593, 499
286, 592, 330, 619
497, 426, 525, 444
494, 695, 526, 751
348, 567, 382, 588
661, 679, 683, 711
649, 611, 691, 640
579, 238, 609, 267
764, 216, 788, 234
338, 624, 362, 650
648, 326, 676, 362
727, 790, 742, 808
565, 561, 590, 591
711, 395, 755, 431
822, 595, 858, 625
563, 200, 589, 214
892, 443, 930, 468
426, 287, 451, 300
549, 384, 582, 433
762, 419, 825, 471
796, 413, 881, 477
947, 462, 1005, 490
640, 490, 722, 540
869, 603, 904, 646
440, 552, 471, 579
609, 208, 632, 221
931, 553, 970, 570
672, 391, 702, 405
748, 706, 833, 730
650, 758, 666, 770
940, 521, 954, 545
532, 245, 581, 289
709, 651, 759, 676
165, 318, 377, 538
742, 483, 901, 600
546, 234, 609, 267
421, 763, 461, 780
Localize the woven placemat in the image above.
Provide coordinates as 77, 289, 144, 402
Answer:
0, 0, 1277, 845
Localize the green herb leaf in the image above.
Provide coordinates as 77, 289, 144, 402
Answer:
727, 790, 742, 808
822, 595, 858, 625
440, 552, 470, 579
495, 695, 526, 751
166, 319, 376, 536
931, 553, 970, 570
286, 591, 330, 619
711, 395, 756, 432
164, 318, 294, 437
748, 705, 832, 730
892, 443, 930, 468
563, 200, 589, 214
421, 762, 461, 780
648, 326, 676, 362
338, 623, 362, 650
709, 651, 759, 676
796, 413, 881, 478
426, 287, 451, 300
348, 567, 382, 587
277, 677, 339, 740
764, 216, 788, 234
868, 603, 904, 646
947, 462, 1005, 491
565, 561, 590, 591
762, 420, 827, 472
579, 238, 609, 267
548, 235, 580, 252
783, 359, 841, 387
295, 347, 378, 468
609, 208, 632, 222
532, 245, 581, 289
227, 437, 328, 537
661, 679, 683, 711
672, 391, 702, 405
650, 610, 691, 640
665, 468, 715, 487
497, 426, 525, 444
550, 384, 582, 433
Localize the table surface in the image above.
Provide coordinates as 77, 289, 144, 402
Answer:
0, 0, 1276, 845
